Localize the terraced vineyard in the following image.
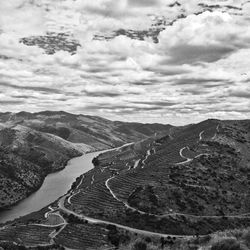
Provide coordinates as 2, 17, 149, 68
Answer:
63, 119, 250, 235
0, 224, 55, 246
1, 119, 250, 249
69, 181, 126, 216
58, 119, 250, 236
54, 223, 112, 249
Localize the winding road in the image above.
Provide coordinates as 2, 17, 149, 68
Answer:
141, 149, 152, 168
175, 146, 193, 165
175, 128, 216, 165
58, 195, 193, 239
3, 124, 236, 248
199, 130, 204, 141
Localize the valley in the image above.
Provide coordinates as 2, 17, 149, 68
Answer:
0, 117, 250, 249
0, 111, 169, 211
1, 0, 249, 249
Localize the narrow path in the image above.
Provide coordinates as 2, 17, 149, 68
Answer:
212, 124, 220, 140
67, 190, 81, 204
91, 175, 95, 185
76, 175, 85, 190
199, 131, 204, 141
49, 223, 67, 241
58, 196, 194, 239
133, 159, 140, 169
175, 147, 192, 165
141, 149, 152, 168
105, 177, 145, 214
44, 206, 54, 219
175, 130, 208, 165
115, 142, 134, 152
216, 124, 220, 132
59, 189, 250, 237
169, 127, 174, 140
101, 166, 109, 172
102, 145, 157, 214
30, 223, 66, 228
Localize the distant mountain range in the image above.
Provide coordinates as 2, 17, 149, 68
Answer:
0, 111, 171, 209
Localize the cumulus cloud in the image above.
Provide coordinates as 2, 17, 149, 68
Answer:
0, 0, 46, 37
0, 0, 249, 124
157, 11, 250, 65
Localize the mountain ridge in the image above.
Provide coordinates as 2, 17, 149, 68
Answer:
0, 111, 171, 210
0, 116, 250, 249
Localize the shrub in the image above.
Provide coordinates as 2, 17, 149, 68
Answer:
145, 237, 152, 243
211, 238, 246, 250
132, 240, 147, 250
242, 230, 250, 247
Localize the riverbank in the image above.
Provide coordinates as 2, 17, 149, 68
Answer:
0, 149, 104, 224
0, 151, 82, 212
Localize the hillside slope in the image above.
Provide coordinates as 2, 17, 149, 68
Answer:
0, 111, 171, 150
1, 119, 250, 249
0, 125, 86, 209
88, 119, 250, 236
0, 111, 171, 209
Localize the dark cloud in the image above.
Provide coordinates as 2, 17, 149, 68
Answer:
0, 54, 12, 60
193, 99, 224, 105
184, 88, 206, 95
56, 98, 68, 101
127, 0, 160, 7
145, 67, 190, 76
131, 106, 162, 111
228, 90, 250, 98
85, 5, 130, 18
83, 67, 112, 74
132, 101, 177, 106
166, 45, 235, 65
129, 79, 159, 86
11, 95, 35, 99
172, 78, 230, 87
0, 100, 24, 105
84, 103, 166, 113
0, 81, 61, 94
82, 90, 123, 97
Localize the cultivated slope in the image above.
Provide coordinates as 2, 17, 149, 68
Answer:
0, 111, 171, 209
1, 119, 250, 249
0, 111, 171, 150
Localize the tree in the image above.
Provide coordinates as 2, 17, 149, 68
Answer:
211, 238, 247, 250
133, 240, 147, 250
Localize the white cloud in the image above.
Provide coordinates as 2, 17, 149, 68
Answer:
0, 0, 249, 124
0, 0, 46, 37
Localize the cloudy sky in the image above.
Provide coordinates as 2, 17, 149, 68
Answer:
0, 0, 250, 125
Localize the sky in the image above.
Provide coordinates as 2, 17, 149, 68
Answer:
0, 0, 250, 125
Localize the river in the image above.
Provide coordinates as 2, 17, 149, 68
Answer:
0, 150, 103, 223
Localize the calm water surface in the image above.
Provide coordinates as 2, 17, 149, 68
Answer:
0, 151, 102, 223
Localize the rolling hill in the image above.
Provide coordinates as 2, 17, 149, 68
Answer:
0, 111, 171, 210
1, 118, 250, 249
